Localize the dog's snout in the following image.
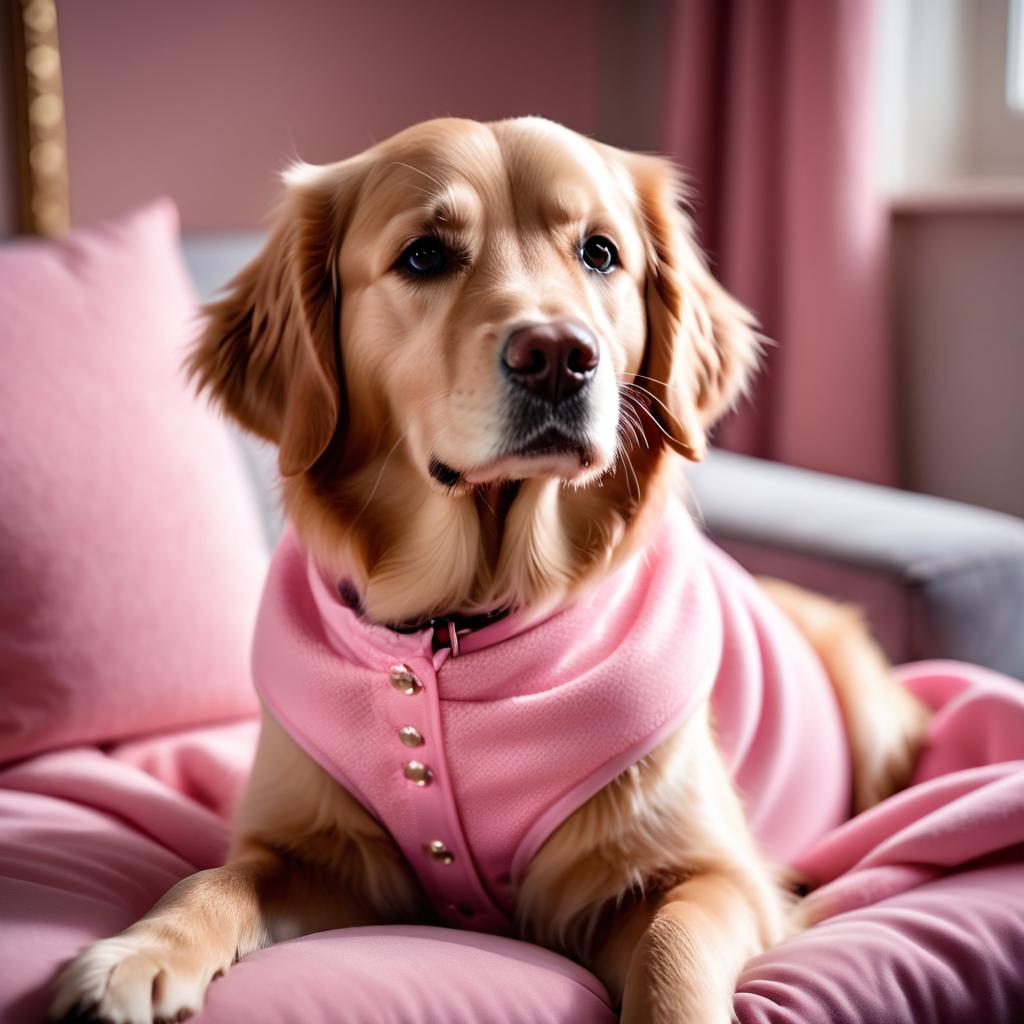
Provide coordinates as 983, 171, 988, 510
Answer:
502, 322, 599, 403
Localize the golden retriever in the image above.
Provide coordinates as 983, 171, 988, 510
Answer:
51, 117, 929, 1024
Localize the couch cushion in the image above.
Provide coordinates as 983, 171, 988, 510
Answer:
2, 711, 1023, 1023
0, 201, 268, 764
0, 739, 614, 1024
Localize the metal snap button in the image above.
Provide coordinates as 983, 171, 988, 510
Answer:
389, 665, 423, 695
398, 725, 424, 747
425, 840, 454, 864
403, 760, 433, 786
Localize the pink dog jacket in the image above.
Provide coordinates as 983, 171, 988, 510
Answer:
253, 498, 851, 933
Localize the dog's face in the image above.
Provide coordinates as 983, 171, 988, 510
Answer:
191, 117, 758, 621
334, 118, 649, 490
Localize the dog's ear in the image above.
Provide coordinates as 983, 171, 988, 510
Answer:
625, 153, 760, 462
187, 158, 365, 476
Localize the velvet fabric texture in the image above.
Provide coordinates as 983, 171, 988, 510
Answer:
0, 201, 267, 764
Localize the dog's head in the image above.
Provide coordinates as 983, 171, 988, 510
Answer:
190, 117, 758, 622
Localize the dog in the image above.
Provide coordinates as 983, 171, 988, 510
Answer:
51, 116, 930, 1024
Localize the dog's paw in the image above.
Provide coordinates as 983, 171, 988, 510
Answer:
50, 933, 229, 1024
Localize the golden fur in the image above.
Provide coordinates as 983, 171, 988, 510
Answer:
51, 117, 929, 1024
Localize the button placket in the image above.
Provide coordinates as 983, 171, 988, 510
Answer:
388, 664, 434, 786
385, 659, 461, 886
383, 656, 507, 929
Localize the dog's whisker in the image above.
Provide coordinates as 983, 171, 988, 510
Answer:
617, 392, 653, 451
618, 380, 675, 411
615, 416, 642, 456
614, 405, 638, 434
625, 372, 687, 397
624, 420, 643, 451
623, 389, 688, 446
621, 448, 641, 503
618, 401, 647, 448
621, 380, 681, 417
611, 426, 641, 503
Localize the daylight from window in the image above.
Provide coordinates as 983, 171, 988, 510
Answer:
1010, 0, 1024, 110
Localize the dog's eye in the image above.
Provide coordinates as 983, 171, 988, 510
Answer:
396, 236, 447, 278
579, 235, 619, 274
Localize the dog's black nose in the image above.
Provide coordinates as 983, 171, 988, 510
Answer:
502, 322, 599, 403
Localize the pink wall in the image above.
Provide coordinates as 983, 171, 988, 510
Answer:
56, 0, 603, 230
893, 206, 1024, 519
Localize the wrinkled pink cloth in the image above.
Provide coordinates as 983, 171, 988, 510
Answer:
254, 500, 849, 929
736, 661, 1024, 1022
1, 652, 1023, 1022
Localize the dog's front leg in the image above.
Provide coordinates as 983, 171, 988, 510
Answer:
619, 867, 776, 1024
527, 713, 788, 1022
51, 857, 406, 1024
51, 711, 421, 1023
49, 845, 374, 1024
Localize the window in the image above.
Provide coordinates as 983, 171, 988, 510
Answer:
1009, 0, 1024, 111
876, 0, 1024, 193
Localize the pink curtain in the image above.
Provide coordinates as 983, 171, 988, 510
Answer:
661, 0, 895, 484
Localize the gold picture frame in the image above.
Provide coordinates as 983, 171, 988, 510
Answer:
8, 0, 69, 236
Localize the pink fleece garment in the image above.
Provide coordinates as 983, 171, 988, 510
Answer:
253, 498, 851, 928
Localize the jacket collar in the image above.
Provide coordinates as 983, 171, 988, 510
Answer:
333, 577, 511, 656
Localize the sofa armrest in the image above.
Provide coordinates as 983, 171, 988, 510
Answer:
687, 451, 1024, 679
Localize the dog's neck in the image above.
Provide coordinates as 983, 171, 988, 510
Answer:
283, 439, 675, 627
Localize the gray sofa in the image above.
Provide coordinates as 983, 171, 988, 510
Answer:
182, 236, 1024, 681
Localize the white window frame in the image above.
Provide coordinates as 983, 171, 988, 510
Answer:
1009, 0, 1024, 111
877, 0, 1024, 193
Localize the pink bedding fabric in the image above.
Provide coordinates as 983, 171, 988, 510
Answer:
1, 661, 1022, 1022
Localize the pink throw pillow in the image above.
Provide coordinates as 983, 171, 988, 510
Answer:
0, 200, 266, 764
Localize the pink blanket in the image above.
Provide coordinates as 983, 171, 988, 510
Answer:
1, 661, 1022, 1022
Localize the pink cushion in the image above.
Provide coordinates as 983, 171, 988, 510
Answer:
0, 201, 267, 764
0, 741, 614, 1024
2, 715, 1023, 1023
201, 928, 614, 1024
